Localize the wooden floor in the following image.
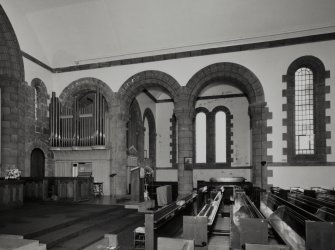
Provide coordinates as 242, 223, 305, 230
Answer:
208, 215, 230, 250
0, 201, 143, 250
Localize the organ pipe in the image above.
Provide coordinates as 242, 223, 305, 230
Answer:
49, 91, 107, 147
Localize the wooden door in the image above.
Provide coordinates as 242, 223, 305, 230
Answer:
31, 148, 45, 178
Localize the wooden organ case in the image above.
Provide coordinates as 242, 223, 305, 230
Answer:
49, 89, 112, 196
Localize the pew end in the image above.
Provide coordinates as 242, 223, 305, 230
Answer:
157, 237, 194, 250
305, 221, 335, 250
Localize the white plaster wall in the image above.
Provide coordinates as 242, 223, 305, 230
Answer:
196, 93, 250, 166
23, 58, 54, 93
269, 166, 335, 189
193, 169, 251, 188
49, 40, 335, 169
156, 169, 178, 182
20, 39, 335, 189
136, 92, 156, 119
156, 102, 174, 168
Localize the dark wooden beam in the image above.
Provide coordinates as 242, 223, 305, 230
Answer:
196, 93, 247, 100
142, 89, 157, 103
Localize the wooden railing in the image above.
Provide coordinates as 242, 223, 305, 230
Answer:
22, 177, 93, 202
0, 179, 23, 208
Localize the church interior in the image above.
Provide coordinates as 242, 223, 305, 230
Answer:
0, 1, 335, 249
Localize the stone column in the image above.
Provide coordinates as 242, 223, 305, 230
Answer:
249, 101, 268, 189
108, 98, 129, 196
174, 107, 194, 196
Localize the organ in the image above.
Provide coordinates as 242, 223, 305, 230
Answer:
49, 89, 107, 148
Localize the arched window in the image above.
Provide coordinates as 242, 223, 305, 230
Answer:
195, 112, 207, 163
144, 118, 149, 158
294, 67, 314, 155
286, 56, 328, 163
34, 87, 38, 121
215, 111, 226, 162
31, 78, 48, 133
212, 106, 232, 165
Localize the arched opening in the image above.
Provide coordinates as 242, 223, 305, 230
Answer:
119, 71, 180, 196
187, 63, 267, 188
143, 108, 157, 166
30, 148, 45, 178
127, 99, 143, 159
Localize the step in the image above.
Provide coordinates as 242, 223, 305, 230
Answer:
50, 212, 143, 250
82, 234, 118, 250
25, 205, 121, 239
34, 209, 135, 248
0, 238, 40, 250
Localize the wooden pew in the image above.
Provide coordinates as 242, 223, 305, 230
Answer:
157, 237, 194, 250
288, 190, 335, 221
183, 186, 224, 250
230, 190, 269, 249
145, 192, 197, 250
261, 190, 335, 250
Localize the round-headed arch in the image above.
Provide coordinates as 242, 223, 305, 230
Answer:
59, 77, 114, 110
31, 78, 48, 97
118, 70, 181, 110
186, 62, 265, 107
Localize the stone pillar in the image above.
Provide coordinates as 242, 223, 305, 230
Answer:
108, 98, 129, 196
249, 101, 268, 189
0, 79, 29, 176
174, 107, 194, 196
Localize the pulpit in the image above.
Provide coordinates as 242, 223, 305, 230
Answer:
130, 167, 144, 202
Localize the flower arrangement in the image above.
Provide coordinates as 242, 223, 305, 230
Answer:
5, 168, 21, 180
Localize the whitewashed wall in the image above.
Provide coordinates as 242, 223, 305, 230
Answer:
22, 40, 335, 189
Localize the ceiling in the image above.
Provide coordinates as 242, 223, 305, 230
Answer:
2, 0, 335, 68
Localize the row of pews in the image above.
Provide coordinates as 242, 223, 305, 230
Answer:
141, 182, 335, 250
261, 187, 335, 250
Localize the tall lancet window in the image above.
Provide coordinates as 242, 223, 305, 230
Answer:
144, 118, 149, 158
215, 111, 226, 162
195, 112, 206, 163
34, 87, 38, 121
295, 67, 314, 155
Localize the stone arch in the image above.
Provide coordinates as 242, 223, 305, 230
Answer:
31, 78, 48, 98
287, 55, 326, 77
195, 107, 210, 114
186, 62, 265, 107
59, 77, 114, 110
0, 5, 24, 81
143, 108, 156, 165
118, 70, 181, 110
187, 62, 268, 188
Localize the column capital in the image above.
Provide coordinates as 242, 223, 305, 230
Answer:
249, 101, 267, 109
174, 108, 195, 120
